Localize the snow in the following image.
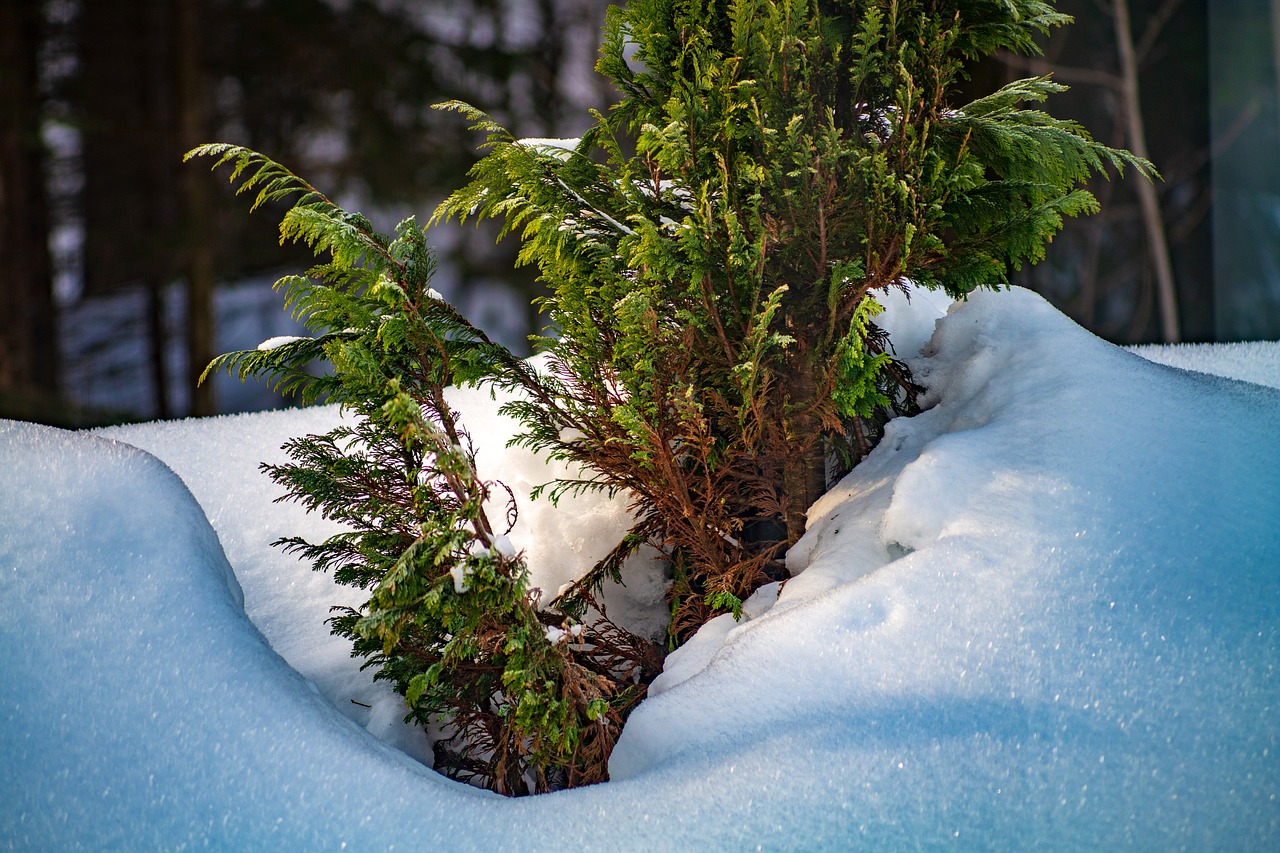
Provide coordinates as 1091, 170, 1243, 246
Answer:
450, 562, 470, 594
256, 335, 310, 351
3, 286, 1279, 849
516, 137, 582, 160
1131, 339, 1280, 390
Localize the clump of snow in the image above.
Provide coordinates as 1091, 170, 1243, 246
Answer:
449, 562, 470, 594
256, 334, 310, 351
3, 286, 1278, 849
443, 382, 670, 640
875, 281, 954, 359
490, 533, 515, 559
516, 137, 581, 160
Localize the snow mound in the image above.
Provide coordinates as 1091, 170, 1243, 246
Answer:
2, 287, 1277, 849
0, 423, 473, 850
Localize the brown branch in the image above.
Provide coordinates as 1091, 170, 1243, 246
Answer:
996, 50, 1122, 90
1113, 0, 1180, 342
1135, 0, 1184, 64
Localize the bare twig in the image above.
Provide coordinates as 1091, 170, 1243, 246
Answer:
1135, 0, 1185, 64
996, 51, 1122, 90
1273, 0, 1280, 134
1114, 0, 1180, 342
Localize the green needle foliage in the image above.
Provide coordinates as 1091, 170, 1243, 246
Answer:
187, 143, 660, 795
189, 0, 1150, 795
434, 0, 1153, 642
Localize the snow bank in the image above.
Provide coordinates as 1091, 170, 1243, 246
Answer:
2, 287, 1277, 849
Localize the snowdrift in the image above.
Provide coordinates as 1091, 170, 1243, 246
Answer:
2, 287, 1276, 850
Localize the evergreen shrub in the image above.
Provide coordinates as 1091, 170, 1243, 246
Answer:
192, 0, 1149, 794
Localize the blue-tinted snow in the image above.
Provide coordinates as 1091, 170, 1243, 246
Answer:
2, 287, 1276, 850
1134, 339, 1280, 391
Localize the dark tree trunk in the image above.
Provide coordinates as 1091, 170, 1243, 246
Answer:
780, 350, 827, 545
0, 0, 60, 409
79, 0, 184, 418
174, 0, 216, 416
145, 282, 171, 419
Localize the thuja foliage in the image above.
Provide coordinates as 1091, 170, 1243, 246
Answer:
191, 0, 1151, 796
187, 144, 661, 795
434, 0, 1153, 642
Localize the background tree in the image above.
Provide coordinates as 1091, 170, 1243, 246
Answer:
3, 0, 613, 425
0, 0, 59, 420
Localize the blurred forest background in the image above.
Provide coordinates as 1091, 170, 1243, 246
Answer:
0, 0, 1237, 426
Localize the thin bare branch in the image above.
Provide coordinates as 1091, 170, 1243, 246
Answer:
997, 50, 1123, 90
1113, 0, 1180, 342
1135, 0, 1185, 65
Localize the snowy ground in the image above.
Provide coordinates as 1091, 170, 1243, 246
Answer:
2, 287, 1277, 850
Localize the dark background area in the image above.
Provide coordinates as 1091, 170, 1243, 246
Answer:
992, 0, 1212, 345
0, 0, 1253, 428
1, 0, 616, 425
